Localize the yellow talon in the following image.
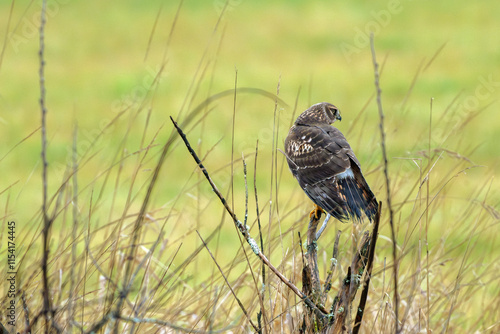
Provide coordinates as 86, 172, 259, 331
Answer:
309, 204, 323, 220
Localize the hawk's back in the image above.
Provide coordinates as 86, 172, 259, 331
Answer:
285, 102, 377, 222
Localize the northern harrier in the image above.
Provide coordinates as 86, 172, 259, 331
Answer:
284, 102, 377, 223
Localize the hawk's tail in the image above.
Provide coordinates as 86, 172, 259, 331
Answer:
337, 174, 378, 222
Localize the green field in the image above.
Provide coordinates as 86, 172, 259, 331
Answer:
1, 0, 499, 333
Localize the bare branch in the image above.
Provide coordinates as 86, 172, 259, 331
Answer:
21, 291, 30, 330
353, 202, 382, 334
254, 140, 265, 287
370, 32, 399, 333
38, 1, 59, 332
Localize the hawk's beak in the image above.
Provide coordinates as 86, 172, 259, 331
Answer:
336, 114, 342, 121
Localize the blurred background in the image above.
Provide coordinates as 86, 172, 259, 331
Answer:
1, 0, 499, 332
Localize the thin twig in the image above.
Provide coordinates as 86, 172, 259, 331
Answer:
241, 153, 266, 333
323, 230, 342, 297
39, 0, 48, 227
21, 291, 30, 330
38, 1, 52, 332
272, 77, 282, 242
23, 311, 42, 334
254, 140, 265, 287
171, 116, 327, 320
426, 98, 433, 334
353, 202, 382, 334
254, 140, 268, 334
68, 124, 79, 333
370, 33, 399, 333
231, 68, 237, 216
243, 154, 249, 225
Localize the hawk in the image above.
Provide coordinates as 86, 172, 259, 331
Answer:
284, 102, 377, 223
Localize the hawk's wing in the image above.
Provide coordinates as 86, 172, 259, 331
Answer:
284, 124, 377, 222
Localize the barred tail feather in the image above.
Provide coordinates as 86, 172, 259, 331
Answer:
337, 176, 377, 222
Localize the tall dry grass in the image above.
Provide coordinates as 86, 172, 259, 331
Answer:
1, 1, 499, 334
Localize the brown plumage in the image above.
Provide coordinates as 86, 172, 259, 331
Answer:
284, 102, 377, 223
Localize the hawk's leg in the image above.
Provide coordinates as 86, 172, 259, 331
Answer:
309, 204, 323, 220
315, 213, 331, 240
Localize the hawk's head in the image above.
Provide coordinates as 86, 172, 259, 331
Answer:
294, 102, 341, 126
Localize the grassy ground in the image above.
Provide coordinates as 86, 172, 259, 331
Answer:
0, 0, 499, 333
